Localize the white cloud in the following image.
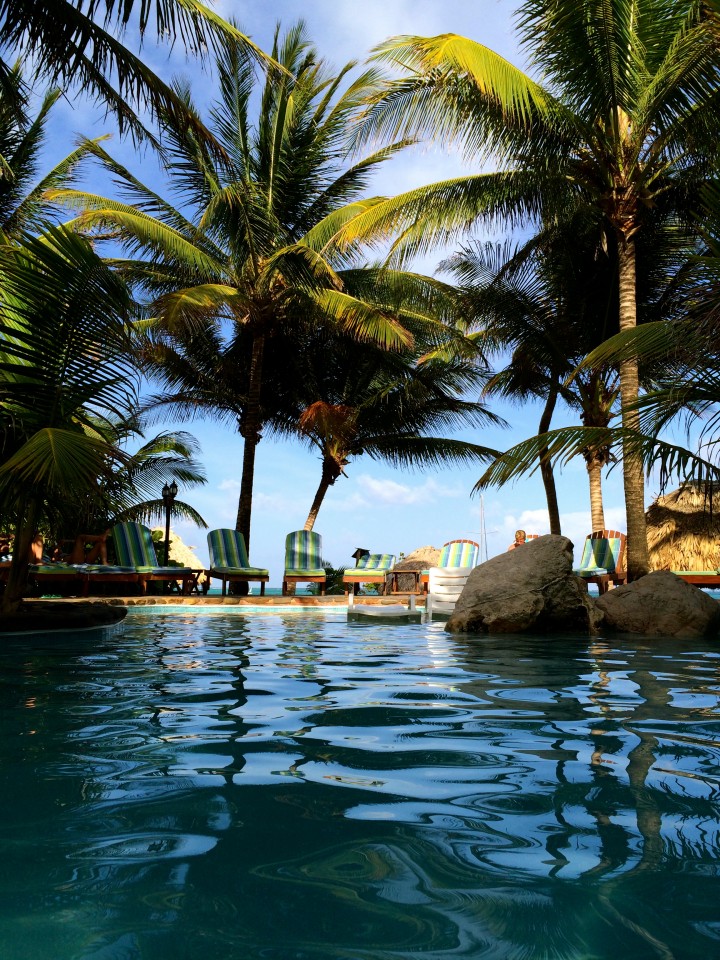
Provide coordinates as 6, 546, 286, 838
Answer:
355, 473, 462, 505
218, 478, 241, 492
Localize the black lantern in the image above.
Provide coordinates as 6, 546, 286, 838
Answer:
161, 480, 178, 566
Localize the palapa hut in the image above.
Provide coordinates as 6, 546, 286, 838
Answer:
646, 485, 720, 572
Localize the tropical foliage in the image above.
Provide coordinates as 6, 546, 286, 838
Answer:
0, 0, 273, 142
4, 2, 720, 600
52, 22, 465, 552
0, 225, 136, 609
332, 0, 720, 578
50, 414, 208, 539
265, 328, 502, 529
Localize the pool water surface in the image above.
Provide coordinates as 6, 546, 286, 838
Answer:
1, 608, 719, 959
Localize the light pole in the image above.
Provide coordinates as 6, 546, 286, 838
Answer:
161, 480, 178, 566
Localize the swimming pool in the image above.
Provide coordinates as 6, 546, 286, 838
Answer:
1, 607, 719, 959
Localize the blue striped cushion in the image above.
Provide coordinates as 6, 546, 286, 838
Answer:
212, 565, 268, 577
363, 553, 395, 571
208, 528, 250, 568
112, 522, 159, 568
285, 531, 323, 573
575, 536, 621, 574
438, 540, 478, 568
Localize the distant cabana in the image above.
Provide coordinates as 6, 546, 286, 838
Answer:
647, 485, 720, 572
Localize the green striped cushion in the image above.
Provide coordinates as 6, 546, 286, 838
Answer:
208, 528, 251, 569
363, 553, 395, 571
344, 569, 388, 580
285, 531, 323, 573
438, 540, 478, 568
671, 570, 720, 576
112, 522, 159, 568
212, 565, 268, 577
285, 568, 326, 577
575, 536, 621, 574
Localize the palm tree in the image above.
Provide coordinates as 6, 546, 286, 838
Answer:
572, 180, 720, 487
53, 23, 450, 552
266, 330, 502, 530
446, 232, 625, 532
0, 224, 136, 611
0, 0, 273, 143
0, 62, 102, 239
337, 0, 720, 579
50, 414, 208, 538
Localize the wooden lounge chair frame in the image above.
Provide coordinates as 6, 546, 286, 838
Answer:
670, 571, 720, 586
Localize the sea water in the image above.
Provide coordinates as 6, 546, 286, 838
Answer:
0, 608, 719, 959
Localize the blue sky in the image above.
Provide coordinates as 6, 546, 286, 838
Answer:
43, 0, 647, 579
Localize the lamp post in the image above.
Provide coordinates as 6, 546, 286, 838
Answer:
161, 480, 178, 566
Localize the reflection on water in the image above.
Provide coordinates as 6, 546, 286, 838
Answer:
1, 610, 719, 959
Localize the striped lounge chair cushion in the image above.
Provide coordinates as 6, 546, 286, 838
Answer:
438, 540, 479, 568
285, 531, 325, 576
344, 553, 395, 580
207, 529, 268, 575
112, 522, 191, 573
574, 537, 621, 576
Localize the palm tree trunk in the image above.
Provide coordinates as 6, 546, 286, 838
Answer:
586, 454, 605, 531
235, 334, 265, 553
304, 459, 337, 531
538, 384, 561, 535
1, 499, 38, 615
617, 235, 650, 580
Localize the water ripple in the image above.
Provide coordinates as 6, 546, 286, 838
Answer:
1, 611, 719, 958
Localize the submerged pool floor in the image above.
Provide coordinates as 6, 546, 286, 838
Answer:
1, 609, 719, 959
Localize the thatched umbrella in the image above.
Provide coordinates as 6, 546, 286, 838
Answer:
646, 485, 720, 571
392, 545, 441, 592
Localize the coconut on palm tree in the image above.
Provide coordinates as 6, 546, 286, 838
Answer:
336, 0, 720, 579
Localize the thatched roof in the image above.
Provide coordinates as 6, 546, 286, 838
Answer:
393, 545, 441, 571
646, 485, 720, 571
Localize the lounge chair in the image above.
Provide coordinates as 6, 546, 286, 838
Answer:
282, 530, 326, 596
670, 570, 720, 587
342, 553, 395, 595
425, 564, 473, 618
415, 539, 480, 593
112, 522, 196, 595
573, 529, 627, 593
21, 562, 139, 597
206, 529, 269, 596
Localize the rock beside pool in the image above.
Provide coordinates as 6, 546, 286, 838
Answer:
0, 601, 127, 633
594, 571, 720, 638
445, 535, 601, 635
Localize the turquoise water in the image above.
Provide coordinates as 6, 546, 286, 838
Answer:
1, 609, 720, 959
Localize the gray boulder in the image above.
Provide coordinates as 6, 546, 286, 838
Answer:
445, 535, 601, 634
594, 571, 720, 638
